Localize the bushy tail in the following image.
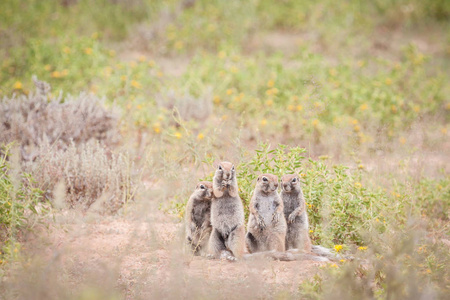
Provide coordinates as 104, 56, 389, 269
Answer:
243, 250, 329, 262
311, 245, 342, 261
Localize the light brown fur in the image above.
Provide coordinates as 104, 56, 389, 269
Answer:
208, 161, 245, 261
185, 181, 213, 255
281, 174, 312, 252
246, 174, 287, 253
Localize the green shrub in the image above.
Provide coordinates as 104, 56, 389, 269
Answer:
175, 143, 388, 246
0, 144, 45, 261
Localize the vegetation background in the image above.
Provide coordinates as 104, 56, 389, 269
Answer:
0, 0, 449, 299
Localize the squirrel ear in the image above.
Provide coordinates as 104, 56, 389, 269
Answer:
212, 160, 220, 169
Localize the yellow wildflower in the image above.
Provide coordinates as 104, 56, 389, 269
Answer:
260, 119, 267, 126
413, 105, 420, 113
91, 32, 99, 39
354, 182, 362, 188
267, 79, 275, 88
84, 48, 93, 55
153, 123, 161, 134
385, 78, 392, 85
63, 46, 71, 54
148, 60, 155, 67
230, 66, 238, 73
213, 96, 221, 104
226, 89, 233, 95
334, 245, 343, 252
441, 128, 447, 134
360, 103, 368, 111
131, 80, 142, 89
139, 55, 146, 62
271, 88, 279, 95
44, 64, 51, 71
174, 132, 182, 139
399, 137, 406, 144
358, 164, 364, 170
197, 133, 205, 140
51, 71, 61, 78
358, 246, 368, 251
312, 119, 319, 126
137, 104, 142, 110
218, 51, 226, 59
391, 105, 397, 113
13, 81, 22, 89
296, 105, 303, 111
62, 69, 68, 76
265, 99, 273, 106
288, 105, 295, 111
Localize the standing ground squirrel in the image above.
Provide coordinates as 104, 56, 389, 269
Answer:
208, 161, 245, 261
185, 181, 213, 255
246, 174, 287, 253
281, 174, 312, 252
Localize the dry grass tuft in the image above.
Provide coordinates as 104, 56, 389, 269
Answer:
24, 140, 135, 213
0, 77, 119, 162
155, 88, 212, 123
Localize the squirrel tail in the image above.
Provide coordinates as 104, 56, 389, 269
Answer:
311, 245, 342, 261
243, 250, 329, 262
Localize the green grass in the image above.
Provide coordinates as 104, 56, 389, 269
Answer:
0, 0, 449, 298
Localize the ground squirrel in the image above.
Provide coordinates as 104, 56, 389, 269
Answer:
281, 174, 312, 252
185, 181, 213, 255
208, 161, 246, 261
246, 174, 287, 253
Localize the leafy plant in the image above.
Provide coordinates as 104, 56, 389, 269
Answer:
0, 143, 45, 261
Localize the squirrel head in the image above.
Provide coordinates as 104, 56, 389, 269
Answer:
215, 161, 235, 180
281, 174, 301, 193
256, 174, 279, 194
195, 181, 213, 200
213, 161, 237, 197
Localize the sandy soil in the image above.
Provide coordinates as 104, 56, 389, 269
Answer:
19, 205, 327, 299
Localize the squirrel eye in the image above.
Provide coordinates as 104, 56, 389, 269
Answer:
200, 185, 205, 189
292, 178, 297, 183
262, 177, 268, 182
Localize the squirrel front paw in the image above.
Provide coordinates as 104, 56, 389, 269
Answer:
288, 213, 297, 223
257, 216, 266, 229
272, 212, 280, 224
